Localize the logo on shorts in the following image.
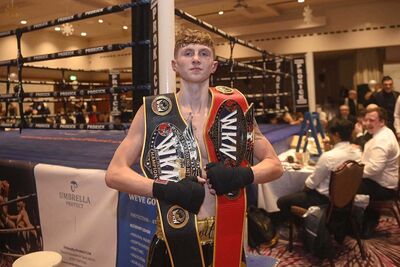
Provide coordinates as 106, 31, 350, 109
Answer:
151, 96, 172, 116
215, 86, 234, 95
167, 205, 189, 229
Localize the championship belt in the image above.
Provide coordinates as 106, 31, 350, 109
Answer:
205, 86, 254, 267
141, 93, 205, 267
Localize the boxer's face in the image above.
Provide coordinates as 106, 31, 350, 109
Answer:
172, 44, 218, 84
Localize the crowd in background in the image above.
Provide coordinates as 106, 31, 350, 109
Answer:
277, 75, 400, 240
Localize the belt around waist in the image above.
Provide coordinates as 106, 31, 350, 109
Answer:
156, 216, 215, 245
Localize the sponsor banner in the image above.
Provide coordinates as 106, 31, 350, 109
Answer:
293, 56, 309, 109
275, 58, 284, 111
117, 193, 157, 267
109, 71, 121, 117
0, 160, 42, 267
34, 164, 118, 267
151, 0, 159, 95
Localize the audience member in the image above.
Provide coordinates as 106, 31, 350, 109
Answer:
392, 91, 400, 140
277, 118, 361, 218
86, 101, 98, 124
338, 104, 356, 125
342, 89, 360, 116
358, 107, 399, 238
74, 99, 87, 124
351, 109, 372, 151
282, 111, 304, 125
24, 101, 50, 123
120, 94, 132, 123
364, 79, 380, 104
267, 113, 279, 124
369, 76, 399, 133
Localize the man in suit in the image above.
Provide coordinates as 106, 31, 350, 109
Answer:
369, 76, 399, 133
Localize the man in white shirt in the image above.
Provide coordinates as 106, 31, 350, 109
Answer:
358, 107, 399, 237
392, 85, 400, 140
277, 118, 362, 217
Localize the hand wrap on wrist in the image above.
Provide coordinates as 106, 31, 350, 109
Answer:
152, 176, 205, 214
206, 162, 254, 196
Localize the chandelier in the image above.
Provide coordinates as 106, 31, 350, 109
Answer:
61, 23, 74, 36
303, 5, 313, 24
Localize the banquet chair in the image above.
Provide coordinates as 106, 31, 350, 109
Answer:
368, 175, 400, 228
288, 160, 366, 263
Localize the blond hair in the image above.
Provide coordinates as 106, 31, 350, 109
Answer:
174, 28, 215, 57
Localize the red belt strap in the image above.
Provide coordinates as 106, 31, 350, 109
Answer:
205, 86, 254, 267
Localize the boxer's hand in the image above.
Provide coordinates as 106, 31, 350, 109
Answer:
152, 177, 205, 214
205, 162, 254, 196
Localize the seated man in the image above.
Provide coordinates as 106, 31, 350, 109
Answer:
352, 109, 372, 151
338, 104, 356, 125
277, 118, 362, 218
358, 107, 399, 237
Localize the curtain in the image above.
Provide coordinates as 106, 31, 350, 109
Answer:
353, 48, 384, 86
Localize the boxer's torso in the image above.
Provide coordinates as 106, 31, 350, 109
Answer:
176, 91, 215, 219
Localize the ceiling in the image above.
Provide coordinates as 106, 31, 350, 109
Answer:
0, 0, 377, 41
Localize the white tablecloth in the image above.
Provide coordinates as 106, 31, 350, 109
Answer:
258, 149, 315, 212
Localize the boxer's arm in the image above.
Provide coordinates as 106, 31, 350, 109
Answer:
105, 105, 154, 197
206, 122, 283, 195
251, 122, 283, 184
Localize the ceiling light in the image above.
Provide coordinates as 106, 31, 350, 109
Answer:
55, 27, 61, 31
218, 11, 224, 15
122, 25, 128, 30
298, 0, 305, 3
80, 32, 87, 36
98, 19, 103, 23
20, 20, 27, 25
61, 23, 74, 36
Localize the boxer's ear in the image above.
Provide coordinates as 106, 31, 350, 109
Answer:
171, 59, 177, 72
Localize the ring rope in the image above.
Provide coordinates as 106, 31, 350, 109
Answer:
0, 80, 108, 86
175, 8, 290, 61
0, 85, 148, 100
0, 122, 127, 130
1, 252, 24, 258
19, 64, 133, 74
16, 98, 107, 103
216, 56, 290, 77
0, 111, 105, 120
0, 226, 41, 234
0, 1, 149, 38
0, 194, 36, 208
0, 41, 150, 67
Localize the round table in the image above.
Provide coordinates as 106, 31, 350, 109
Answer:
13, 251, 62, 267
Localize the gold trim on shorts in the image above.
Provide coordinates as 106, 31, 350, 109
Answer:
156, 216, 215, 245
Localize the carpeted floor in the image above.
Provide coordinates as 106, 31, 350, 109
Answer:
251, 216, 400, 267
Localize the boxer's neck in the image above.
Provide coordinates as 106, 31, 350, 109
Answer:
178, 84, 209, 114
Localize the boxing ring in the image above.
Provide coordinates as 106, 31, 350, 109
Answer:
0, 1, 304, 267
0, 124, 299, 170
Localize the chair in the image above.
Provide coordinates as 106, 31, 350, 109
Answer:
368, 177, 400, 228
288, 160, 366, 262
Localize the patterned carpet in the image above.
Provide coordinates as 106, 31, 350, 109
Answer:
251, 216, 400, 267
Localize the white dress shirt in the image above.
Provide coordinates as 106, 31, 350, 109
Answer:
305, 142, 362, 196
394, 96, 400, 134
362, 126, 399, 189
